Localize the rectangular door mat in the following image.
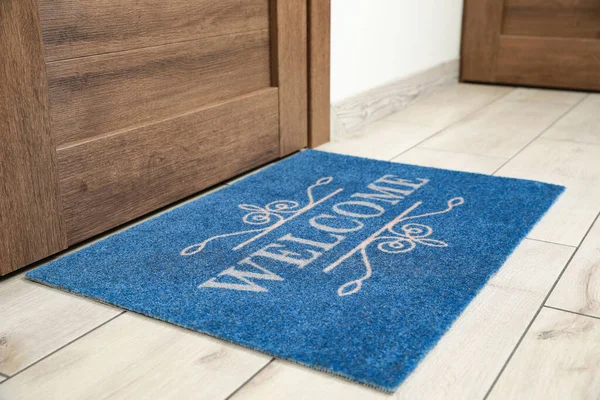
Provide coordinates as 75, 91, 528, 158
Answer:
27, 150, 564, 392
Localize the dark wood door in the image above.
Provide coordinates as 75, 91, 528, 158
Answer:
461, 0, 600, 91
0, 0, 308, 275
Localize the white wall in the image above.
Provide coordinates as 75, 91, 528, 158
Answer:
331, 0, 464, 103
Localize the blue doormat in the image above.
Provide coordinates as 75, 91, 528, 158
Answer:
27, 150, 563, 392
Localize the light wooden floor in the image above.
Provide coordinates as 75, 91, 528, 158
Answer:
1, 84, 600, 399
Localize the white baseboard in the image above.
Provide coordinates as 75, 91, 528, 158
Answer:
331, 60, 459, 140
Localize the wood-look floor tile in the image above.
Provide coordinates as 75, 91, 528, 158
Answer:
546, 217, 600, 318
0, 313, 271, 400
231, 240, 573, 400
385, 83, 512, 130
502, 87, 586, 105
0, 277, 121, 376
419, 97, 575, 158
392, 147, 507, 174
488, 307, 600, 400
543, 94, 600, 145
496, 139, 600, 246
317, 120, 438, 161
231, 361, 387, 400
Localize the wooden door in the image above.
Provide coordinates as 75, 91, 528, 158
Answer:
0, 0, 309, 275
0, 0, 67, 276
461, 0, 600, 91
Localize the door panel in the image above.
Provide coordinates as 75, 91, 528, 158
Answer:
308, 0, 331, 148
1, 0, 308, 273
0, 0, 67, 275
495, 36, 600, 89
58, 89, 279, 245
45, 0, 307, 245
48, 30, 272, 147
502, 0, 600, 39
270, 0, 308, 156
462, 0, 600, 91
38, 0, 270, 61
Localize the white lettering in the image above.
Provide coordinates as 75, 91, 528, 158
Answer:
199, 257, 283, 292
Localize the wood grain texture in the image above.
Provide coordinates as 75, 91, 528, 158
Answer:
318, 119, 438, 161
488, 307, 600, 399
383, 80, 508, 131
503, 0, 600, 39
0, 0, 66, 275
393, 148, 507, 174
37, 0, 270, 61
543, 94, 600, 145
460, 0, 504, 82
462, 0, 600, 91
271, 0, 309, 156
0, 276, 120, 375
47, 30, 271, 147
0, 313, 271, 400
420, 91, 578, 158
57, 89, 280, 245
502, 87, 587, 105
547, 217, 600, 319
330, 105, 349, 139
308, 0, 331, 148
494, 36, 600, 91
333, 60, 459, 137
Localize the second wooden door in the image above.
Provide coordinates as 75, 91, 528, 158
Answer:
461, 0, 600, 91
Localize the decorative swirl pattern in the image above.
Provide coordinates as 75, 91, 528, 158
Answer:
375, 235, 416, 254
180, 177, 342, 256
239, 201, 300, 225
396, 223, 433, 238
308, 177, 334, 203
329, 197, 465, 297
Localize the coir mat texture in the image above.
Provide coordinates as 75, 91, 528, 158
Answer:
27, 150, 564, 392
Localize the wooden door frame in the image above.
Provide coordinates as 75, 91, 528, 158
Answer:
0, 0, 68, 275
271, 0, 330, 156
271, 0, 308, 156
460, 0, 504, 83
307, 0, 331, 148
